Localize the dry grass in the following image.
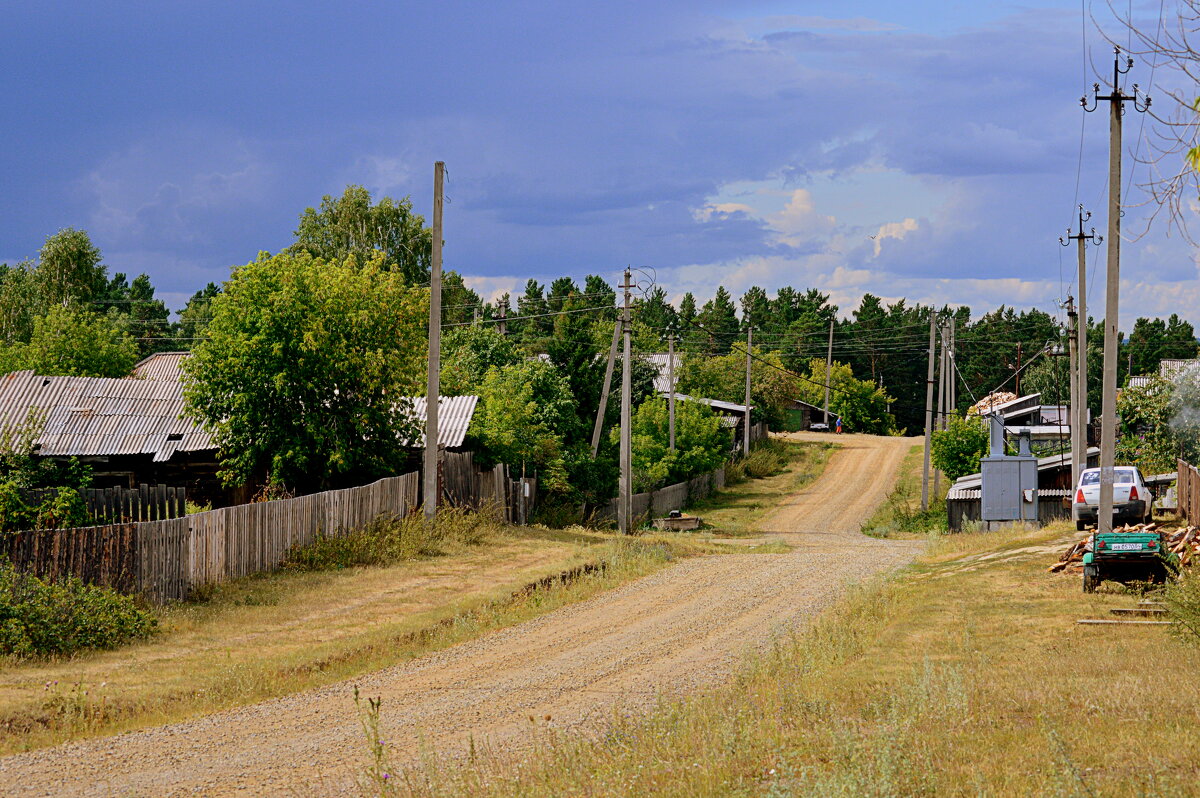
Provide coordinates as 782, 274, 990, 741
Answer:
388, 521, 1200, 797
861, 443, 949, 539
689, 438, 834, 537
0, 520, 731, 756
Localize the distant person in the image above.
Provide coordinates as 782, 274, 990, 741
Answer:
836, 416, 843, 434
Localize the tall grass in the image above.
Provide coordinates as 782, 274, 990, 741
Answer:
726, 438, 794, 485
282, 506, 501, 571
861, 445, 948, 538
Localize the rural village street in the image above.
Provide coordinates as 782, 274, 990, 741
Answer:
0, 433, 921, 796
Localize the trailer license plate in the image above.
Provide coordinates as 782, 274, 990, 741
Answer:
1111, 542, 1142, 551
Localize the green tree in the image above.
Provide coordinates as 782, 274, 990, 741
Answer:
696, 286, 740, 354
98, 273, 171, 356
183, 251, 427, 491
0, 305, 138, 378
0, 263, 39, 343
794, 358, 896, 435
677, 346, 798, 428
36, 228, 106, 307
440, 325, 522, 395
176, 282, 221, 347
291, 185, 432, 285
624, 397, 731, 492
931, 414, 990, 481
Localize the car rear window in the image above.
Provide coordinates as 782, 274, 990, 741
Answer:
1080, 469, 1136, 485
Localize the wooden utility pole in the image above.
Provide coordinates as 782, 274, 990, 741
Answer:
1066, 296, 1081, 488
618, 268, 633, 534
667, 333, 676, 451
591, 319, 621, 457
1061, 204, 1100, 480
823, 316, 834, 425
921, 312, 937, 511
423, 162, 445, 520
744, 326, 753, 457
1083, 47, 1149, 534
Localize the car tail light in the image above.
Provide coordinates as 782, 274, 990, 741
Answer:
1075, 489, 1085, 504
1129, 486, 1139, 501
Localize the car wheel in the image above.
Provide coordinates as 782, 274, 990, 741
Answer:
1083, 565, 1099, 593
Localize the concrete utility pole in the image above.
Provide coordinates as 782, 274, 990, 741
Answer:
921, 312, 937, 511
1060, 204, 1101, 482
949, 316, 957, 416
423, 161, 445, 520
1066, 296, 1081, 488
618, 268, 633, 535
667, 333, 676, 451
591, 319, 621, 457
1015, 343, 1023, 396
823, 316, 834, 426
496, 299, 507, 336
744, 325, 753, 457
934, 322, 948, 498
1083, 47, 1150, 534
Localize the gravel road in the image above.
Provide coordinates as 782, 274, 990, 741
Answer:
0, 433, 920, 796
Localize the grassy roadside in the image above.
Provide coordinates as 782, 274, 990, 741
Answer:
689, 438, 835, 536
861, 443, 948, 538
0, 523, 750, 756
392, 522, 1200, 797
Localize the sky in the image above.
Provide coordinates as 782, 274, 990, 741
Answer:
1, 0, 1195, 328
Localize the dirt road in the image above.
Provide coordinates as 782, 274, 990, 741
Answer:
0, 433, 919, 796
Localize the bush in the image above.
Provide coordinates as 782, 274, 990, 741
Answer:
931, 414, 989, 482
0, 562, 157, 657
282, 507, 498, 571
1165, 571, 1200, 646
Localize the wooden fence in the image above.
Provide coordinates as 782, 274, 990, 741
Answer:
442, 451, 537, 524
9, 472, 421, 604
599, 466, 726, 523
1179, 459, 1200, 523
24, 484, 186, 524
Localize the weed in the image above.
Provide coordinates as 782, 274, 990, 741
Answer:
1164, 569, 1200, 645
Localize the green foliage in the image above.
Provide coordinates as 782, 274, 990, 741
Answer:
1165, 570, 1200, 647
282, 509, 495, 571
0, 305, 139, 378
795, 357, 896, 435
175, 282, 220, 347
471, 361, 574, 494
183, 251, 427, 491
677, 346, 798, 428
290, 185, 431, 285
0, 562, 156, 657
1117, 372, 1200, 474
624, 397, 731, 492
930, 414, 989, 482
695, 286, 740, 354
0, 411, 92, 536
1127, 314, 1199, 377
440, 326, 523, 395
36, 228, 106, 307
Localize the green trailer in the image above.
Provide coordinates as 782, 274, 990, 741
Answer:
1082, 530, 1176, 592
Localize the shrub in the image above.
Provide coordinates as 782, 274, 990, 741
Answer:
282, 507, 498, 571
1165, 571, 1200, 646
931, 414, 989, 482
0, 562, 156, 657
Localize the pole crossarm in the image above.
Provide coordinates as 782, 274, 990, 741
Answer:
1081, 46, 1151, 115
1058, 205, 1103, 248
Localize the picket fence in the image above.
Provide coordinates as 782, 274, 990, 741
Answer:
1178, 459, 1200, 524
25, 484, 187, 524
9, 472, 421, 604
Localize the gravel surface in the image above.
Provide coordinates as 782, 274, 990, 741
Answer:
0, 433, 920, 796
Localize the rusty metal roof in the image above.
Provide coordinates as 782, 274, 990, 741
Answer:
402, 395, 479, 448
0, 371, 214, 462
131, 351, 190, 381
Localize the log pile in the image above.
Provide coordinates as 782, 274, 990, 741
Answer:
968, 391, 1019, 417
1048, 523, 1200, 573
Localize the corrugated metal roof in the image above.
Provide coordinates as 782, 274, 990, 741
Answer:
645, 353, 681, 393
947, 487, 1071, 501
131, 351, 190, 381
0, 370, 214, 461
401, 395, 479, 448
668, 393, 751, 414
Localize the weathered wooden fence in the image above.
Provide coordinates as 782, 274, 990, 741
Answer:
25, 484, 186, 524
9, 472, 421, 603
599, 467, 726, 523
1179, 459, 1200, 523
442, 451, 537, 524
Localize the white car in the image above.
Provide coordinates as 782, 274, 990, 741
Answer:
1072, 466, 1152, 530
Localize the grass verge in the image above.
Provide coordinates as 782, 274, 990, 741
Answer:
387, 522, 1200, 797
689, 437, 834, 536
0, 521, 737, 756
860, 443, 948, 538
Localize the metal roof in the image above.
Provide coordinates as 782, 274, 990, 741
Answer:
947, 487, 1070, 501
131, 352, 191, 381
0, 370, 214, 462
951, 447, 1101, 490
667, 393, 751, 415
645, 353, 681, 393
401, 395, 479, 448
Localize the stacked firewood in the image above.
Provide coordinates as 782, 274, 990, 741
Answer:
1048, 524, 1200, 573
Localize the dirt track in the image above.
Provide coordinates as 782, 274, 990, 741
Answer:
0, 433, 920, 796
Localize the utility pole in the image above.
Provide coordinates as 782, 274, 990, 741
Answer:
1015, 343, 1023, 396
496, 299, 507, 336
744, 325, 753, 457
934, 322, 948, 498
590, 319, 621, 457
823, 316, 834, 426
423, 162, 445, 520
921, 312, 937, 511
667, 333, 676, 451
949, 316, 957, 416
1060, 204, 1101, 479
618, 268, 633, 535
1066, 296, 1081, 488
1083, 46, 1150, 534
